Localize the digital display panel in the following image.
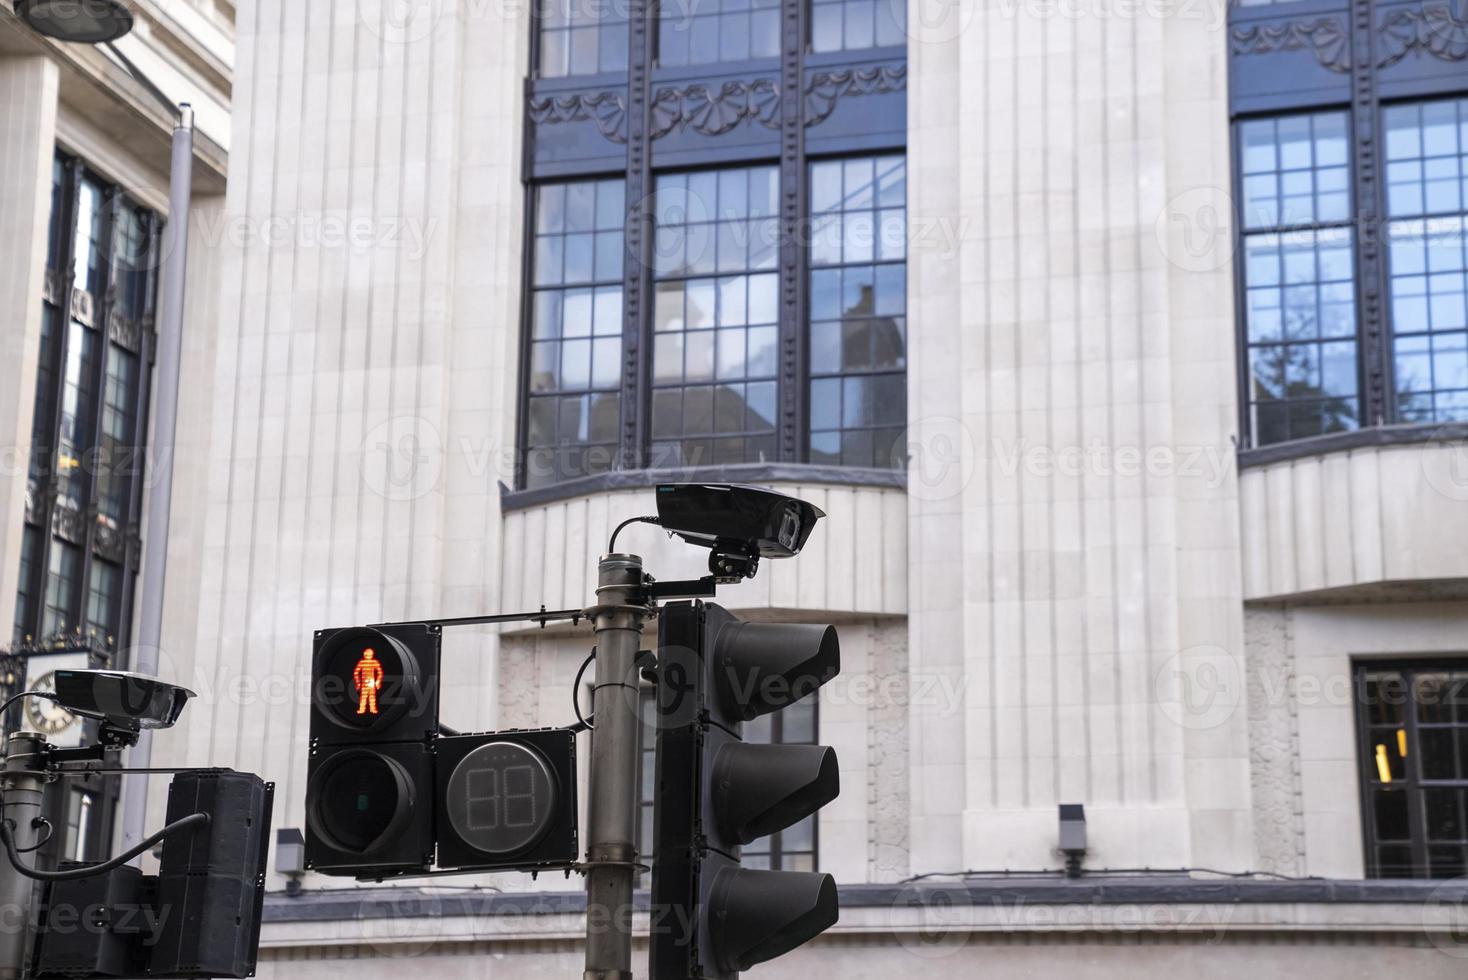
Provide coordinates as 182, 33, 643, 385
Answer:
445, 741, 557, 857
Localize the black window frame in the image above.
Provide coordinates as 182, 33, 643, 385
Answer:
1355, 659, 1468, 879
1227, 1, 1468, 453
15, 152, 159, 653
515, 0, 909, 504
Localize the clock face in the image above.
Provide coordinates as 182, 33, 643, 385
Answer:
25, 671, 78, 736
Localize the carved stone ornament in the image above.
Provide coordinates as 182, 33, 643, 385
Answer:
1378, 0, 1468, 67
804, 64, 908, 127
527, 91, 629, 144
649, 78, 782, 140
1229, 18, 1353, 73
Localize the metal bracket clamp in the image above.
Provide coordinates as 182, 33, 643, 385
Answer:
583, 842, 641, 870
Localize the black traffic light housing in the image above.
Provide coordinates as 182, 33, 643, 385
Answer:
651, 601, 841, 979
435, 728, 578, 871
305, 623, 441, 876
305, 740, 435, 874
33, 770, 274, 980
308, 624, 441, 743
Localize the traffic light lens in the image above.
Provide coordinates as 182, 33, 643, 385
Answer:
316, 754, 409, 853
314, 627, 417, 732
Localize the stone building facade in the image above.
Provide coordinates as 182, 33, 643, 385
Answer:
3, 0, 1468, 976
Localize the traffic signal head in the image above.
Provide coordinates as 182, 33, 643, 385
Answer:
309, 624, 440, 743
306, 623, 441, 876
652, 602, 842, 978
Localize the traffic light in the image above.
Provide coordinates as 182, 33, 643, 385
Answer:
651, 601, 841, 979
151, 771, 274, 977
33, 770, 273, 980
305, 624, 440, 876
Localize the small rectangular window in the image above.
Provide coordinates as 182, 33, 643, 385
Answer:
808, 154, 906, 469
1236, 111, 1360, 446
539, 0, 630, 77
97, 345, 139, 525
13, 528, 40, 647
524, 179, 627, 488
42, 540, 81, 638
1357, 664, 1468, 878
649, 166, 781, 469
1242, 227, 1359, 443
811, 0, 905, 54
658, 0, 781, 68
1384, 98, 1468, 423
85, 558, 121, 641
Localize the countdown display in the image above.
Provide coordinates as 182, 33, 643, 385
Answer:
435, 728, 577, 871
444, 741, 557, 856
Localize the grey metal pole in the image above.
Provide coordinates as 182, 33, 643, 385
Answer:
583, 554, 646, 980
0, 733, 49, 979
118, 104, 193, 858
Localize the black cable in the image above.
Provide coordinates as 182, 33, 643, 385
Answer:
899, 867, 1321, 884
14, 818, 52, 854
0, 811, 208, 882
607, 515, 661, 553
0, 690, 60, 719
572, 648, 596, 731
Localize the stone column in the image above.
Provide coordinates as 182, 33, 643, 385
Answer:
0, 56, 59, 644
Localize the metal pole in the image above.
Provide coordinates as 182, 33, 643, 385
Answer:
118, 104, 193, 858
583, 554, 646, 980
0, 733, 48, 979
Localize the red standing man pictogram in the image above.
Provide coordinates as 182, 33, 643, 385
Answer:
354, 648, 384, 716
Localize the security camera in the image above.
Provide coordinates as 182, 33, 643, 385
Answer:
51, 669, 195, 733
655, 484, 825, 582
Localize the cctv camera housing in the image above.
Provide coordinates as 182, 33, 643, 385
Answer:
654, 484, 825, 560
51, 669, 195, 732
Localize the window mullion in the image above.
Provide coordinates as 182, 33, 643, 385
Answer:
1349, 0, 1389, 427
1401, 670, 1431, 875
777, 0, 806, 462
621, 0, 654, 472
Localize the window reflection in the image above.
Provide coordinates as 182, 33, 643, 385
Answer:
808, 154, 906, 469
525, 179, 627, 487
650, 166, 781, 468
1236, 111, 1360, 446
811, 0, 906, 53
658, 0, 781, 67
1385, 98, 1468, 423
539, 0, 630, 77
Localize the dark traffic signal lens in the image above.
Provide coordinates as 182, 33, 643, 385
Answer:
308, 750, 413, 855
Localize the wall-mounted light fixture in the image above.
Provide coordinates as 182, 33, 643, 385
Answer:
1059, 803, 1087, 879
275, 827, 306, 897
16, 0, 135, 43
